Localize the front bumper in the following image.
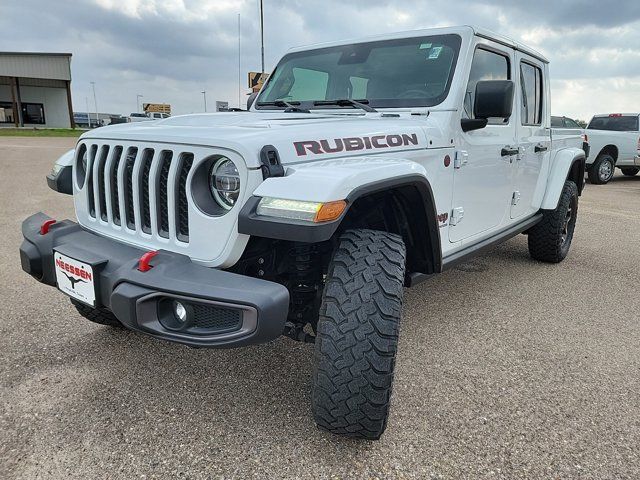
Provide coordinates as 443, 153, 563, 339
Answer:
20, 212, 290, 348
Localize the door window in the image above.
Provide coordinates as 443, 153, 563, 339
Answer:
564, 117, 581, 128
464, 48, 510, 124
520, 62, 543, 125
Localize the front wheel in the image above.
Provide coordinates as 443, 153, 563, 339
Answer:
621, 167, 640, 177
312, 229, 406, 440
587, 154, 615, 184
528, 181, 578, 263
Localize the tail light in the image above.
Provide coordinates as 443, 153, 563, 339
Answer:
582, 133, 588, 143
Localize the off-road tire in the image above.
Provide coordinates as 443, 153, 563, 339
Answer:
528, 180, 578, 263
621, 167, 640, 177
71, 299, 123, 327
312, 229, 406, 440
587, 154, 615, 184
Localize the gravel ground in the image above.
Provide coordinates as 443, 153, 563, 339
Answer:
1, 137, 639, 479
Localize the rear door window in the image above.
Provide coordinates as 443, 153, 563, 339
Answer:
587, 115, 639, 131
520, 62, 543, 125
551, 116, 563, 127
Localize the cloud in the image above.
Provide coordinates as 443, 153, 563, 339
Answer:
0, 0, 638, 119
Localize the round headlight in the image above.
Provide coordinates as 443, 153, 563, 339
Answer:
209, 157, 240, 210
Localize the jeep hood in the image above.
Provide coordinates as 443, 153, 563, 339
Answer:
80, 111, 447, 168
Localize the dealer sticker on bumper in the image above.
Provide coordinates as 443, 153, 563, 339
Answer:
54, 251, 96, 307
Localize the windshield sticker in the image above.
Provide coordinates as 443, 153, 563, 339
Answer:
428, 46, 443, 59
419, 43, 432, 50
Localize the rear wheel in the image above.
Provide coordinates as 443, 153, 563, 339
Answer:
587, 154, 615, 184
71, 299, 124, 327
528, 181, 578, 263
621, 167, 640, 177
312, 229, 406, 440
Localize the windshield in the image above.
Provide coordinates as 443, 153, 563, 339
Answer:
257, 34, 461, 110
587, 115, 639, 132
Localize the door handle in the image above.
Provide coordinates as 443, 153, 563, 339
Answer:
501, 146, 519, 157
534, 144, 548, 153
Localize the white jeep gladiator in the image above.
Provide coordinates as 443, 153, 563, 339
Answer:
21, 26, 585, 440
584, 113, 640, 184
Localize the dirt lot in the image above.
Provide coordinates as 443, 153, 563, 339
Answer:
1, 137, 639, 479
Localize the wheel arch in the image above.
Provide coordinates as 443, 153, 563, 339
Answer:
597, 144, 619, 162
238, 174, 443, 279
540, 148, 586, 210
336, 176, 442, 277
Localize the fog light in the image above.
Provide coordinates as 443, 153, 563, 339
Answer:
174, 301, 188, 323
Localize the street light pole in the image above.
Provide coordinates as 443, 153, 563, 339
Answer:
201, 90, 207, 112
85, 97, 90, 128
260, 0, 265, 74
136, 94, 143, 113
90, 81, 98, 126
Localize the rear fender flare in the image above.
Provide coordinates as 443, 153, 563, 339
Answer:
540, 148, 585, 210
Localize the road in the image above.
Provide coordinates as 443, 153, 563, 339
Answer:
1, 137, 639, 479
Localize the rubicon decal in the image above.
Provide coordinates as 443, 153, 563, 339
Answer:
294, 133, 420, 156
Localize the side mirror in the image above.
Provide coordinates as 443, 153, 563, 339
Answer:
46, 149, 75, 195
461, 80, 514, 132
474, 80, 514, 119
246, 92, 259, 110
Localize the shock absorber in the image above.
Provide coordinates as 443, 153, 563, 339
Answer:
285, 243, 323, 341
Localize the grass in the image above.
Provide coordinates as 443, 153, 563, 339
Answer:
0, 128, 85, 137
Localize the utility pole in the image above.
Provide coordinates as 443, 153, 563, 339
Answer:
90, 81, 98, 126
201, 90, 207, 112
136, 94, 143, 113
238, 13, 242, 109
85, 97, 90, 128
260, 0, 265, 73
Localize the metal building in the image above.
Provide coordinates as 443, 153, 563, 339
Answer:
0, 52, 74, 128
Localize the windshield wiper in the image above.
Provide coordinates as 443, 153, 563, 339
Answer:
313, 99, 377, 113
256, 100, 310, 113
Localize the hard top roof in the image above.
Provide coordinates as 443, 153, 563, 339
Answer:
287, 25, 549, 63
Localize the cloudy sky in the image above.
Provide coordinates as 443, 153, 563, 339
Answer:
2, 0, 639, 120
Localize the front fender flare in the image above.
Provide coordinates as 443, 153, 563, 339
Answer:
238, 156, 442, 271
540, 147, 585, 210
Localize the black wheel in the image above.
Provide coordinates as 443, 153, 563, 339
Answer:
587, 154, 615, 184
312, 229, 406, 440
528, 181, 578, 263
621, 167, 640, 177
71, 299, 124, 327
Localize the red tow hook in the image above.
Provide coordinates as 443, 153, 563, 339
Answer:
138, 250, 159, 272
40, 219, 57, 235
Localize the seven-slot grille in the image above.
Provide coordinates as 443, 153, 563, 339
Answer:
80, 142, 195, 242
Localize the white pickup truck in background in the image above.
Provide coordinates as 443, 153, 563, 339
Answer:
585, 113, 640, 184
128, 112, 171, 122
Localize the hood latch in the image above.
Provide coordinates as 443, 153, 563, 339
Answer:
260, 145, 285, 179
